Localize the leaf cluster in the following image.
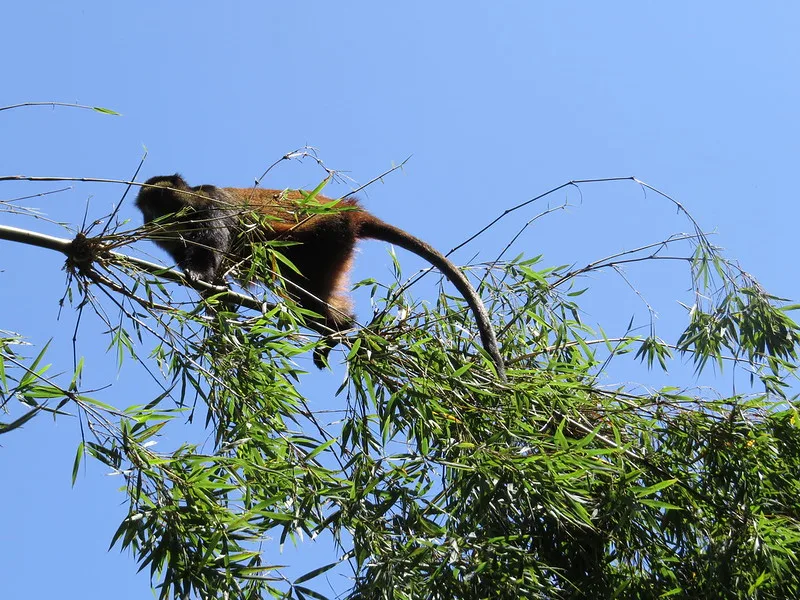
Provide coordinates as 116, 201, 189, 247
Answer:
3, 179, 800, 599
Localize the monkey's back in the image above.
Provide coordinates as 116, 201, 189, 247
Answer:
223, 188, 363, 236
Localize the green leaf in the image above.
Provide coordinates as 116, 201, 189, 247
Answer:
293, 561, 339, 584
92, 106, 120, 115
72, 441, 84, 485
0, 404, 44, 434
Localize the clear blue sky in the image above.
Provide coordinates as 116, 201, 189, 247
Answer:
1, 3, 798, 598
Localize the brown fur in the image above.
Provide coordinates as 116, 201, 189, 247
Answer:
136, 175, 506, 379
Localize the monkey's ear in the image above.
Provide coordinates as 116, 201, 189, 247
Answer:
169, 173, 188, 187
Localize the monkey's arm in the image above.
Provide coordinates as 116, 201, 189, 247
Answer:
169, 213, 232, 284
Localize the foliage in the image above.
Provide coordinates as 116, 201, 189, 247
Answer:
2, 169, 800, 599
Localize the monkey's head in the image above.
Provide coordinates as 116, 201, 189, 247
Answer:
134, 174, 238, 284
135, 174, 196, 224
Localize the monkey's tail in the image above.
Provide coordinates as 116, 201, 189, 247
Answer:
358, 216, 507, 382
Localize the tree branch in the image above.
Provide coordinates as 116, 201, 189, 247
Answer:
0, 224, 263, 311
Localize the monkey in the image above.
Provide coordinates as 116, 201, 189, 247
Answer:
135, 174, 506, 380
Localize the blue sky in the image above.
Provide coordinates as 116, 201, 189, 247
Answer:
1, 3, 799, 598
